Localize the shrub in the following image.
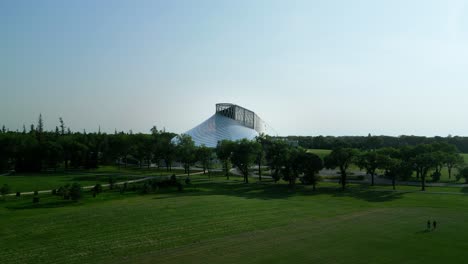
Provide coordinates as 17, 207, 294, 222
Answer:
93, 184, 103, 195
108, 176, 115, 190
141, 182, 152, 194
0, 184, 11, 196
69, 183, 82, 201
170, 174, 177, 183
457, 167, 468, 183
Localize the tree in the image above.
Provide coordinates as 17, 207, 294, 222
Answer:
411, 145, 437, 191
377, 147, 401, 190
162, 140, 176, 171
431, 151, 446, 182
230, 139, 261, 183
446, 153, 464, 180
59, 117, 65, 135
0, 184, 11, 197
44, 141, 63, 171
457, 167, 468, 183
281, 147, 306, 189
216, 140, 234, 179
255, 134, 268, 181
130, 133, 150, 168
300, 152, 323, 191
176, 134, 196, 176
357, 151, 381, 186
265, 140, 289, 183
37, 114, 44, 135
324, 148, 358, 190
196, 145, 212, 174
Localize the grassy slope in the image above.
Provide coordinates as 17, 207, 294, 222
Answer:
0, 167, 186, 192
2, 177, 468, 264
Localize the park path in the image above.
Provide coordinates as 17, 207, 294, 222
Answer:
5, 171, 205, 196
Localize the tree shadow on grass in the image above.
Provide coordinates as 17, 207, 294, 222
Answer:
152, 181, 302, 201
329, 187, 405, 202
6, 200, 78, 210
415, 229, 431, 235
150, 180, 405, 203
460, 186, 468, 193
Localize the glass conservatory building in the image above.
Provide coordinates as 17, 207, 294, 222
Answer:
175, 103, 267, 147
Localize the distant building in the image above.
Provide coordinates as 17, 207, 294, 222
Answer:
174, 103, 268, 147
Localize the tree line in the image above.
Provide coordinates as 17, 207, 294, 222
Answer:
286, 134, 468, 153
1, 116, 467, 194
0, 116, 181, 172
214, 137, 467, 192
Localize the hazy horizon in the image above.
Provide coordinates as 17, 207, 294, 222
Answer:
2, 0, 468, 137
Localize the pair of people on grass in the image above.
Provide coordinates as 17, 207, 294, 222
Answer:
427, 220, 437, 230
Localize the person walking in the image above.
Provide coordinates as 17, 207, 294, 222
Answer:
433, 220, 437, 230
427, 220, 431, 231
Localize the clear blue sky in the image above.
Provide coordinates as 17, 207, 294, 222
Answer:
1, 0, 467, 136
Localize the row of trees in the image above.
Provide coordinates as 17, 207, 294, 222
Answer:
215, 137, 465, 192
287, 134, 468, 153
0, 116, 187, 172
315, 142, 464, 191
0, 117, 225, 176
215, 137, 324, 189
1, 116, 466, 194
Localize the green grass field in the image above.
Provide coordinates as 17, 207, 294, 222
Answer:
0, 167, 187, 193
2, 175, 468, 264
307, 148, 331, 159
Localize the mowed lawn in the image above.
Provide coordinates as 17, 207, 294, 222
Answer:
2, 177, 468, 264
0, 167, 186, 193
0, 173, 143, 192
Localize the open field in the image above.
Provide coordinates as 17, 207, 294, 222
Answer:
307, 148, 331, 158
2, 175, 468, 264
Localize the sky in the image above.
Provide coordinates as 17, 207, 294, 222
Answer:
1, 0, 468, 136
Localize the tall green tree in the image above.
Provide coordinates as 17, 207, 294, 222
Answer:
255, 134, 268, 181
44, 141, 63, 171
457, 166, 468, 183
160, 134, 177, 171
216, 140, 234, 179
377, 147, 401, 190
446, 153, 464, 180
324, 148, 358, 190
300, 152, 323, 191
280, 147, 303, 188
265, 140, 289, 182
176, 134, 196, 176
357, 151, 382, 186
411, 144, 437, 191
196, 145, 212, 174
230, 139, 261, 183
